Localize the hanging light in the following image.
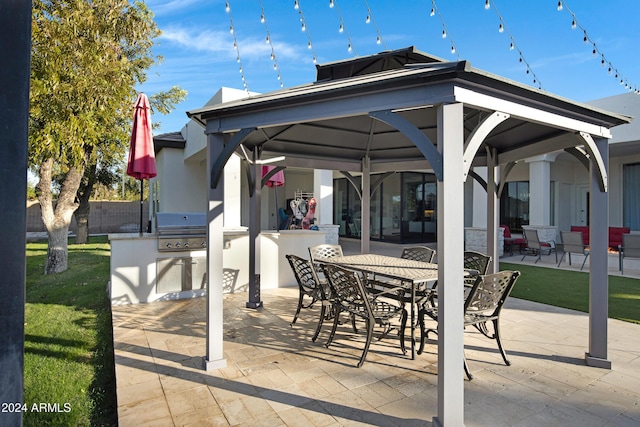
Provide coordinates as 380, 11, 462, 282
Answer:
229, 25, 234, 34
260, 13, 265, 23
339, 23, 344, 33
557, 1, 563, 11
265, 35, 270, 43
376, 36, 381, 44
301, 21, 306, 31
485, 0, 490, 10
571, 19, 576, 29
499, 23, 504, 33
366, 14, 370, 24
451, 44, 456, 54
307, 41, 312, 49
329, 0, 334, 8
225, 2, 230, 13
509, 41, 514, 50
430, 8, 435, 17
294, 0, 299, 10
442, 29, 446, 38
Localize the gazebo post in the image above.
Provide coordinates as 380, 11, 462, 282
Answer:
204, 132, 227, 370
586, 137, 611, 368
361, 156, 371, 254
247, 149, 263, 308
486, 147, 499, 273
434, 102, 466, 427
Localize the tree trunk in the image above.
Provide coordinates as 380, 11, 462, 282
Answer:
74, 147, 96, 244
74, 197, 90, 244
36, 158, 84, 274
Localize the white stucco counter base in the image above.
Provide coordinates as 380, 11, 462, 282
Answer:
260, 230, 326, 289
109, 228, 327, 305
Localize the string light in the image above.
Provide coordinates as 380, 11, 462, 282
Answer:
485, 0, 543, 90
329, 0, 357, 55
294, 0, 318, 63
429, 0, 460, 59
259, 0, 284, 88
225, 2, 249, 93
559, 1, 639, 94
362, 0, 387, 49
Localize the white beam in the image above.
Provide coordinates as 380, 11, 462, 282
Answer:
454, 86, 612, 138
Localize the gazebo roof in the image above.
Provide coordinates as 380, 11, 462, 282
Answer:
188, 47, 630, 174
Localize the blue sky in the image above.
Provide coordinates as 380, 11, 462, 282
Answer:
141, 0, 640, 135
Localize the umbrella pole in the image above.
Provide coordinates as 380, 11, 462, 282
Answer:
275, 187, 279, 231
139, 179, 144, 236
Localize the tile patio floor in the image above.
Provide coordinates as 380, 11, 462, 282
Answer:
112, 241, 640, 426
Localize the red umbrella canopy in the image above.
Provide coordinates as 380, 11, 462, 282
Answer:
127, 93, 157, 180
261, 165, 285, 187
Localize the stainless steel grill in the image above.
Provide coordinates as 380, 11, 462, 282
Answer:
156, 212, 207, 252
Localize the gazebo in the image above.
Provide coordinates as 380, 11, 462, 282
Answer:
187, 47, 630, 426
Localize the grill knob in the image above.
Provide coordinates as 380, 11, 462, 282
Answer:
175, 242, 181, 248
166, 242, 172, 248
201, 241, 207, 247
184, 242, 190, 248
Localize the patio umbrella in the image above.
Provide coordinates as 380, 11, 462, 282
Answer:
126, 93, 156, 235
261, 165, 285, 230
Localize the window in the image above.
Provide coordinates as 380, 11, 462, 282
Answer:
500, 181, 529, 233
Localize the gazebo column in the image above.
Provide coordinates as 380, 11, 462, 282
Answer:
435, 102, 465, 427
361, 156, 371, 254
247, 151, 263, 308
204, 133, 227, 370
586, 137, 610, 368
486, 148, 499, 273
313, 169, 333, 225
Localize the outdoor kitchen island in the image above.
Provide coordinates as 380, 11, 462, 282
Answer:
108, 227, 327, 305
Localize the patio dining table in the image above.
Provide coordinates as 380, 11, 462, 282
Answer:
317, 253, 440, 360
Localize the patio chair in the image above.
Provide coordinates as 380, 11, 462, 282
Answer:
285, 255, 326, 338
401, 246, 436, 263
321, 263, 407, 368
521, 228, 557, 264
619, 234, 640, 275
558, 231, 590, 270
500, 225, 526, 256
419, 270, 521, 380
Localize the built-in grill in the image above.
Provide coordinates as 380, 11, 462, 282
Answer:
156, 212, 207, 252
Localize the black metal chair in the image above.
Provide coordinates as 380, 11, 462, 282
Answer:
558, 231, 590, 270
286, 254, 339, 344
419, 270, 521, 380
401, 246, 436, 263
322, 263, 407, 368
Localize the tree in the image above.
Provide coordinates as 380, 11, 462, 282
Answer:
73, 87, 186, 244
30, 0, 162, 273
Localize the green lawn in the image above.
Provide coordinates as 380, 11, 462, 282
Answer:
25, 236, 116, 427
501, 262, 640, 324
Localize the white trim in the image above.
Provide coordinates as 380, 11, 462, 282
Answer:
454, 87, 612, 138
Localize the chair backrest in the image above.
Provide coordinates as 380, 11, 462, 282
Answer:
561, 231, 586, 254
321, 264, 371, 315
500, 225, 512, 238
464, 271, 521, 318
622, 234, 640, 258
523, 228, 542, 250
401, 246, 436, 263
463, 251, 491, 275
308, 244, 344, 263
286, 254, 319, 293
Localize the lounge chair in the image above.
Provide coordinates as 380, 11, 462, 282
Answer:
522, 228, 557, 264
558, 231, 590, 270
619, 234, 640, 275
